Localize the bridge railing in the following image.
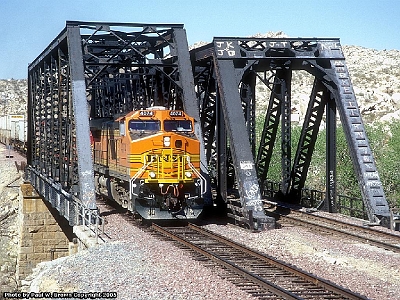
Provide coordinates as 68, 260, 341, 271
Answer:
27, 167, 105, 243
336, 194, 368, 220
74, 197, 105, 244
262, 180, 367, 220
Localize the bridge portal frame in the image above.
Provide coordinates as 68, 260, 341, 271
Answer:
191, 37, 390, 225
27, 21, 203, 224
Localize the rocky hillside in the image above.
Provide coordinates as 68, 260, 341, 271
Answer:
0, 79, 27, 116
253, 49, 400, 124
343, 45, 400, 122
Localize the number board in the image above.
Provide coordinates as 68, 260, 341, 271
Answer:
169, 111, 184, 117
139, 111, 154, 117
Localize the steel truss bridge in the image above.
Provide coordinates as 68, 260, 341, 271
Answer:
27, 21, 391, 228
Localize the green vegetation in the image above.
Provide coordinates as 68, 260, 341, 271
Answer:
366, 121, 400, 208
257, 117, 400, 209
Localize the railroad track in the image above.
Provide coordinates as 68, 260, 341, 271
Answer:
269, 208, 400, 253
152, 223, 368, 300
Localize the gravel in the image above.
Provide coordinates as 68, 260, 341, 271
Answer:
26, 204, 254, 300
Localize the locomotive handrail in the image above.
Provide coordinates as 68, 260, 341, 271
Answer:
186, 155, 207, 196
129, 157, 154, 196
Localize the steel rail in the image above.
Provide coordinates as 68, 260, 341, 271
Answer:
152, 224, 301, 299
152, 223, 368, 299
187, 223, 367, 299
294, 210, 400, 240
277, 210, 400, 253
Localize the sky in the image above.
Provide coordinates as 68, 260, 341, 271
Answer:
1, 0, 399, 79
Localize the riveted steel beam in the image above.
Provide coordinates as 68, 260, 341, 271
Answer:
289, 79, 328, 199
324, 60, 389, 223
213, 58, 268, 225
256, 71, 283, 184
326, 91, 337, 213
67, 24, 96, 209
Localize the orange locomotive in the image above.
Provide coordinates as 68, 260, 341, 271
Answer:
91, 107, 205, 219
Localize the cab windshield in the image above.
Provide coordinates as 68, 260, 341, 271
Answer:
164, 120, 192, 132
129, 120, 160, 131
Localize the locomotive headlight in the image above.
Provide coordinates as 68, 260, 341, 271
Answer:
185, 171, 192, 178
163, 136, 171, 147
149, 171, 156, 178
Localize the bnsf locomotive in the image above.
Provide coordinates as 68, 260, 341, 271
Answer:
91, 107, 206, 219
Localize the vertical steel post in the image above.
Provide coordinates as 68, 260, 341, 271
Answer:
280, 77, 291, 194
326, 95, 337, 212
216, 91, 228, 201
66, 25, 97, 210
173, 28, 200, 121
214, 58, 268, 223
240, 73, 257, 157
174, 27, 212, 204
